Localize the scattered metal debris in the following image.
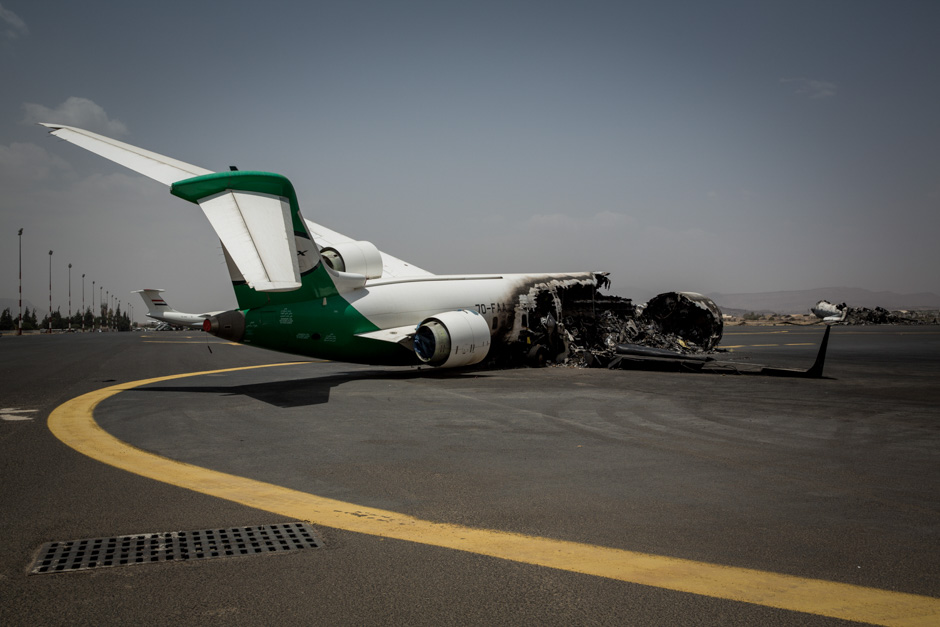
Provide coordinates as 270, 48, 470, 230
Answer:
488, 277, 724, 369
560, 291, 724, 368
601, 325, 831, 378
812, 300, 848, 323
486, 280, 830, 377
640, 292, 724, 351
812, 299, 931, 325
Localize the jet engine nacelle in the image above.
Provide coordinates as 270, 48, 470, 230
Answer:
413, 309, 491, 368
320, 241, 383, 279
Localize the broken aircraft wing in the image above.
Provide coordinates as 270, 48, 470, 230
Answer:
598, 326, 832, 379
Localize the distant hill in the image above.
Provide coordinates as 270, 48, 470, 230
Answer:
707, 288, 940, 315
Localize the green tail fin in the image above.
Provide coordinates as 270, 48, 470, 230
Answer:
170, 171, 341, 309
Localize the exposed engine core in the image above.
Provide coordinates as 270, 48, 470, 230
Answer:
320, 241, 383, 279
413, 309, 491, 368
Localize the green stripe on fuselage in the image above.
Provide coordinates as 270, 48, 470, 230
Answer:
241, 295, 415, 365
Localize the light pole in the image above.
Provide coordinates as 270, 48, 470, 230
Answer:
92, 281, 96, 330
82, 273, 85, 331
68, 263, 72, 331
105, 290, 109, 331
48, 250, 53, 333
17, 228, 23, 335
99, 286, 103, 330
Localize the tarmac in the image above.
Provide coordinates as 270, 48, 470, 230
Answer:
1, 326, 938, 626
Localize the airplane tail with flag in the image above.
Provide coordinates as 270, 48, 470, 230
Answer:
132, 289, 174, 318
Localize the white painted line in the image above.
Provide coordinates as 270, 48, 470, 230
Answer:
1, 408, 38, 421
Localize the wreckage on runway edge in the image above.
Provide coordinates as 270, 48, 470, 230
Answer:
42, 123, 829, 378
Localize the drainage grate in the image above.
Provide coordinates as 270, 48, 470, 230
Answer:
31, 522, 322, 575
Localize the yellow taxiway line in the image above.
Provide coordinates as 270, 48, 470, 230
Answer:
47, 364, 939, 626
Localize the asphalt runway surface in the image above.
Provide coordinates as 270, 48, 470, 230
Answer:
1, 326, 938, 626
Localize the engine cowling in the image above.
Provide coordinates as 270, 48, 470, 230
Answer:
320, 241, 383, 279
641, 291, 723, 350
202, 309, 246, 342
413, 309, 491, 368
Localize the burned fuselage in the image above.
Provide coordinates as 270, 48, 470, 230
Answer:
479, 274, 724, 368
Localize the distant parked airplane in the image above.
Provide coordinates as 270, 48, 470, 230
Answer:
133, 289, 223, 328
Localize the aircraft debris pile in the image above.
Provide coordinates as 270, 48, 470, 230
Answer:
516, 284, 724, 368
842, 306, 932, 325
813, 300, 930, 325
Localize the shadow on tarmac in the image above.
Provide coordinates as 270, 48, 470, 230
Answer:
133, 367, 486, 408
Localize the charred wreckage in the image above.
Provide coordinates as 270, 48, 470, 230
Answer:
490, 274, 828, 378
812, 300, 936, 325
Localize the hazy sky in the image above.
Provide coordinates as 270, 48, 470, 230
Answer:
2, 1, 938, 319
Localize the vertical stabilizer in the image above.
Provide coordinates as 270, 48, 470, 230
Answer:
133, 289, 175, 317
170, 171, 341, 309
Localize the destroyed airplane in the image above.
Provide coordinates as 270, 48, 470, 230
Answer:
496, 284, 725, 367
812, 300, 848, 323
558, 289, 829, 378
43, 123, 830, 378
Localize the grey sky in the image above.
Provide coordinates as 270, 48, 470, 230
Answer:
2, 1, 938, 319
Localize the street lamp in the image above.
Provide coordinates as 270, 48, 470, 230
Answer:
68, 263, 72, 331
17, 228, 23, 335
99, 286, 103, 330
82, 273, 85, 331
48, 250, 53, 333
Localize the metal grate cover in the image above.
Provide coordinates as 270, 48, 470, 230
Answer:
31, 522, 322, 575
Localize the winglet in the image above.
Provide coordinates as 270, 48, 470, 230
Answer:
759, 325, 831, 379
803, 323, 831, 378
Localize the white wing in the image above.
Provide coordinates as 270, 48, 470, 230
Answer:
42, 123, 434, 280
41, 124, 211, 185
303, 219, 433, 278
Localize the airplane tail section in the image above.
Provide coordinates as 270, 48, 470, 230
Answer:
133, 289, 176, 317
171, 172, 306, 293
41, 124, 376, 310
170, 171, 358, 309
